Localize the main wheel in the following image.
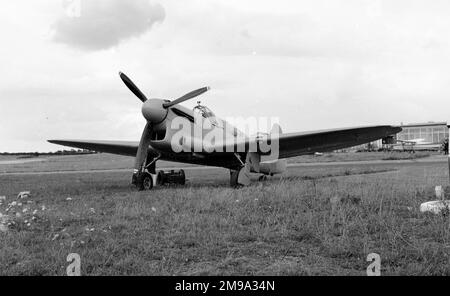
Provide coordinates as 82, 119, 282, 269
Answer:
138, 173, 153, 191
157, 171, 165, 186
179, 169, 186, 185
230, 169, 239, 187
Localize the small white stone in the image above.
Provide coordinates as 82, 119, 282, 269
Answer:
0, 224, 8, 232
435, 186, 445, 199
420, 200, 450, 214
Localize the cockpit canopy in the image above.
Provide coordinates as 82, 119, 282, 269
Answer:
193, 102, 219, 126
193, 103, 215, 118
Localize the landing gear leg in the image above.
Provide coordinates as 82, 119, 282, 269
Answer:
132, 155, 158, 191
230, 165, 251, 187
230, 169, 240, 187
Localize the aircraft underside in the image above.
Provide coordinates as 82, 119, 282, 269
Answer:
133, 150, 285, 190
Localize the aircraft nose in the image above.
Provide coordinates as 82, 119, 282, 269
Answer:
141, 99, 168, 124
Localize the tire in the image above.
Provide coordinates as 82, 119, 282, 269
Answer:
179, 169, 186, 185
157, 171, 165, 186
230, 169, 240, 187
142, 173, 153, 190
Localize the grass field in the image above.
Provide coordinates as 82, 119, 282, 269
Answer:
1, 152, 450, 275
287, 151, 434, 163
0, 151, 436, 174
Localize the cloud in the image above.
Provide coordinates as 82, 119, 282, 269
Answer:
3, 0, 450, 152
52, 0, 165, 51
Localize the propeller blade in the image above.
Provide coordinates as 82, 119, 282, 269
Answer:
134, 122, 152, 176
163, 86, 210, 108
119, 72, 148, 103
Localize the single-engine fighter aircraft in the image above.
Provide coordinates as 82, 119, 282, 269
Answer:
48, 72, 402, 190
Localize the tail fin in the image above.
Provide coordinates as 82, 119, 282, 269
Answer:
270, 123, 282, 135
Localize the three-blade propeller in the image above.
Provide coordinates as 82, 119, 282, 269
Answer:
119, 71, 209, 188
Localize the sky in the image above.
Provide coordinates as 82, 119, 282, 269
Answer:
1, 0, 450, 152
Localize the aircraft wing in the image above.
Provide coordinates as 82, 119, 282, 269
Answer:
275, 125, 401, 158
49, 125, 401, 162
213, 125, 402, 159
47, 140, 139, 156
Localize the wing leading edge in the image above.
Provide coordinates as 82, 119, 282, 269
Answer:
47, 140, 139, 157
275, 125, 402, 158
48, 125, 401, 162
208, 125, 401, 158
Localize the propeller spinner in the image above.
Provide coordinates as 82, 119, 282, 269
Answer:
119, 71, 209, 123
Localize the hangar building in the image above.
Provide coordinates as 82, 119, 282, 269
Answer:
396, 122, 449, 143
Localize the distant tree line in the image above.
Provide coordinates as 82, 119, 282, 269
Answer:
0, 149, 97, 157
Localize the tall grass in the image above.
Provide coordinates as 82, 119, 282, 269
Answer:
1, 163, 450, 275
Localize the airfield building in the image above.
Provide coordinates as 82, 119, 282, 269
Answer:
396, 122, 449, 143
390, 121, 449, 151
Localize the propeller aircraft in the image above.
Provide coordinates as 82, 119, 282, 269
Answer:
49, 72, 402, 190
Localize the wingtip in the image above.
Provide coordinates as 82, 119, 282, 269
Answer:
389, 126, 402, 134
